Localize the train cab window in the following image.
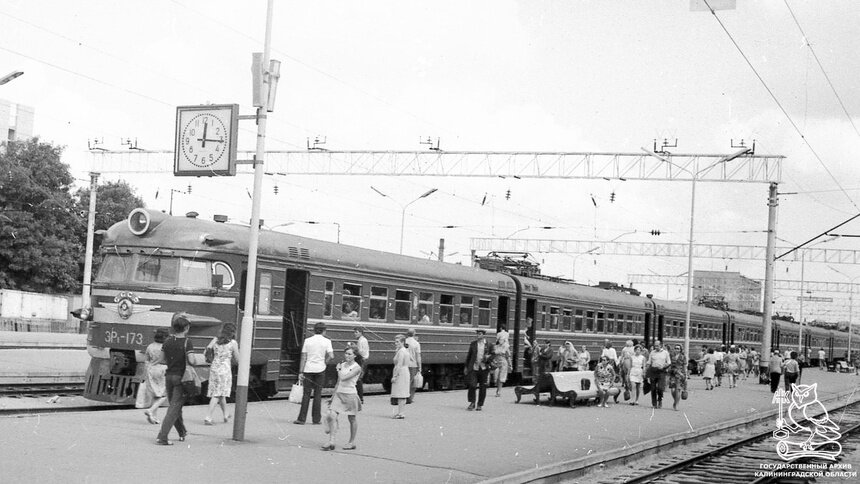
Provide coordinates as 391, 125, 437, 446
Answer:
369, 286, 388, 320
134, 256, 179, 284
342, 283, 362, 320
440, 294, 454, 325
459, 296, 473, 325
597, 312, 605, 333
549, 307, 560, 330
607, 313, 615, 333
562, 309, 572, 331
478, 299, 491, 326
258, 272, 272, 315
394, 290, 411, 321
324, 281, 334, 317
418, 292, 434, 324
179, 259, 210, 288
574, 309, 584, 331
212, 262, 235, 289
586, 311, 595, 332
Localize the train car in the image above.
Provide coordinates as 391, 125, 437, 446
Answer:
79, 208, 860, 404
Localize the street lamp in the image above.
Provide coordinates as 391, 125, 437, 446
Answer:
642, 146, 751, 358
572, 247, 599, 282
829, 265, 858, 364
0, 71, 23, 85
371, 186, 437, 254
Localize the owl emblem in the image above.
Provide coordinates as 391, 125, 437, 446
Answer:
772, 383, 842, 460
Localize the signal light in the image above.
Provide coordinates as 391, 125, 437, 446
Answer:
70, 307, 92, 321
505, 189, 511, 200
650, 229, 661, 236
610, 192, 616, 202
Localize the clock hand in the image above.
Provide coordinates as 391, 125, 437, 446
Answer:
201, 137, 225, 143
198, 122, 209, 148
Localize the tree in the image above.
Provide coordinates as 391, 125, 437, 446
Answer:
0, 138, 82, 293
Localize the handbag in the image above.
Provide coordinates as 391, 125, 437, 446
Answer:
205, 341, 215, 364
413, 372, 424, 390
623, 389, 631, 401
681, 389, 688, 400
643, 379, 652, 395
181, 366, 201, 398
289, 379, 304, 404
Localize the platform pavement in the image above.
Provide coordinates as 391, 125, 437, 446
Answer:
1, 370, 858, 484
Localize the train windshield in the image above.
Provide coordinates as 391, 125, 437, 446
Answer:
96, 254, 226, 289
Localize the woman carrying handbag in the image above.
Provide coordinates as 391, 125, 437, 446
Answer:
204, 323, 240, 425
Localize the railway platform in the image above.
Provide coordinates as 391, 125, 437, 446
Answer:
1, 369, 858, 483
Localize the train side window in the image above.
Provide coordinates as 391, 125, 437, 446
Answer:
459, 296, 473, 325
418, 292, 433, 323
597, 312, 605, 333
607, 313, 615, 333
342, 283, 362, 320
323, 281, 334, 317
212, 261, 235, 289
586, 311, 594, 332
440, 294, 454, 325
625, 315, 633, 335
562, 309, 572, 332
258, 272, 272, 315
549, 307, 559, 330
394, 290, 412, 321
370, 286, 387, 320
478, 299, 491, 327
678, 321, 684, 338
574, 309, 583, 331
540, 305, 547, 330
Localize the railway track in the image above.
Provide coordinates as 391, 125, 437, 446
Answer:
0, 382, 84, 398
593, 400, 860, 484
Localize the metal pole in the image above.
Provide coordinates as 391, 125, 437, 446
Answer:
798, 251, 805, 356
760, 183, 778, 383
399, 205, 406, 254
683, 175, 697, 358
81, 172, 99, 327
849, 286, 854, 364
234, 0, 273, 442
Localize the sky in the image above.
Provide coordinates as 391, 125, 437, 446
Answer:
2, 1, 860, 322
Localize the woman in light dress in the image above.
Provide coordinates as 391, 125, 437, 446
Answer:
141, 327, 169, 424
390, 334, 411, 419
723, 346, 741, 389
204, 323, 240, 425
321, 346, 363, 451
628, 345, 645, 405
701, 347, 717, 390
492, 335, 511, 397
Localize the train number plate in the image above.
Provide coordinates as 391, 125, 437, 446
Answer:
90, 322, 147, 349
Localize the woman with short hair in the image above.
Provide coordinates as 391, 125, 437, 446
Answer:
390, 334, 411, 419
204, 322, 240, 425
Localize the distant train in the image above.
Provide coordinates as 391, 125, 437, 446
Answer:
78, 209, 858, 403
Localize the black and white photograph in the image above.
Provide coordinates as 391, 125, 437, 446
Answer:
1, 1, 860, 482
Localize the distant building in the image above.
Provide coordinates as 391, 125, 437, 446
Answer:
693, 270, 761, 312
0, 99, 35, 142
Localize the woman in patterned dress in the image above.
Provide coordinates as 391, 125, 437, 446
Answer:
594, 356, 616, 408
141, 327, 169, 424
204, 323, 240, 425
724, 346, 741, 389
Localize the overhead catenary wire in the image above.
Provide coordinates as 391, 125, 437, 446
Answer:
703, 0, 859, 212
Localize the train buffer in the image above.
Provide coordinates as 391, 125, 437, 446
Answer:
514, 371, 618, 407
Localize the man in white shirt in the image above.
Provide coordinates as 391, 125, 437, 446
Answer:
818, 348, 826, 370
405, 328, 422, 403
646, 340, 671, 409
354, 327, 370, 403
294, 322, 334, 425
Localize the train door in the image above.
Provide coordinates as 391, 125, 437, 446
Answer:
644, 313, 652, 347
497, 296, 509, 333
730, 317, 736, 346
828, 334, 835, 366
657, 315, 665, 343
248, 265, 287, 392
722, 321, 728, 348
281, 269, 309, 381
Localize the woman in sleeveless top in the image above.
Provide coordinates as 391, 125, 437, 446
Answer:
204, 323, 240, 425
321, 346, 363, 450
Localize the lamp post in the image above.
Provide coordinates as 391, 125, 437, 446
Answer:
572, 247, 599, 282
829, 266, 859, 364
371, 186, 437, 254
642, 146, 751, 358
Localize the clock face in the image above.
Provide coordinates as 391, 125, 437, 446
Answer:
180, 113, 227, 167
174, 104, 238, 176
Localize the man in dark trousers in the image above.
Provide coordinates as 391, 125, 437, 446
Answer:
465, 329, 492, 411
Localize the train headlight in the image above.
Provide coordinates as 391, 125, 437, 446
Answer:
128, 208, 151, 236
70, 306, 92, 321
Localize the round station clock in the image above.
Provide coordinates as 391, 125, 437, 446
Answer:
174, 104, 239, 176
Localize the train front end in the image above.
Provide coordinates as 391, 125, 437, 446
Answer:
81, 209, 239, 403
